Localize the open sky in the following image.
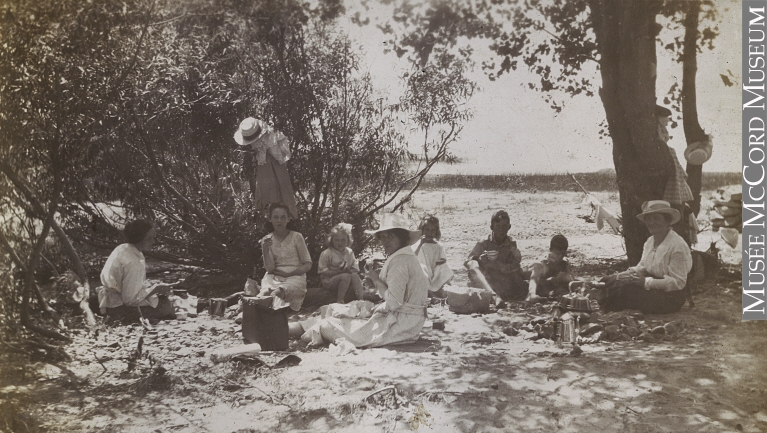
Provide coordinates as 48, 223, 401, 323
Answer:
338, 0, 742, 175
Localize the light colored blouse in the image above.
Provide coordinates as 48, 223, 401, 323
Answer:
631, 230, 693, 292
318, 247, 359, 282
375, 246, 429, 315
412, 239, 453, 292
99, 243, 157, 308
318, 247, 359, 273
267, 231, 312, 274
248, 119, 291, 166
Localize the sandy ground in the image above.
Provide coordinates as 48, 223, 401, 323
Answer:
1, 189, 764, 433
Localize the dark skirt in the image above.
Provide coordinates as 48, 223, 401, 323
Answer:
106, 297, 176, 322
600, 275, 686, 314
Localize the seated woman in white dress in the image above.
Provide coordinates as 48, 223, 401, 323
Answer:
259, 203, 312, 311
296, 213, 430, 348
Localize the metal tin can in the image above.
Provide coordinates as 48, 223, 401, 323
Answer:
560, 317, 576, 344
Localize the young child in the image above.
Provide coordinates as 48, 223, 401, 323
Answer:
318, 223, 365, 303
526, 234, 572, 302
413, 215, 453, 297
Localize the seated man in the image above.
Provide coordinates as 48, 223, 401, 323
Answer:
464, 210, 527, 301
526, 234, 573, 302
97, 219, 176, 321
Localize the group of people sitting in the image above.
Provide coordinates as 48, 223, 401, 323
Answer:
95, 110, 695, 347
97, 197, 693, 348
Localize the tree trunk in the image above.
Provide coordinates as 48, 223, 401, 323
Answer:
592, 0, 673, 264
682, 0, 707, 216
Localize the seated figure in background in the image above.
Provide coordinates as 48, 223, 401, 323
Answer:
465, 210, 528, 301
526, 234, 573, 302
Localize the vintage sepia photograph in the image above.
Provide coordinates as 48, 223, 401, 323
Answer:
0, 0, 762, 432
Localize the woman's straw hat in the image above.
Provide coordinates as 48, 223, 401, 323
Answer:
365, 213, 422, 245
636, 200, 681, 225
234, 117, 265, 146
684, 136, 713, 165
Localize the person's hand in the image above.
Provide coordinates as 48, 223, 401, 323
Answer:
261, 236, 273, 250
630, 273, 646, 286
365, 264, 380, 282
617, 270, 643, 286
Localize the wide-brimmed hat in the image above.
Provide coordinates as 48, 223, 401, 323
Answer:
636, 200, 681, 225
683, 135, 713, 165
234, 117, 265, 146
365, 213, 422, 245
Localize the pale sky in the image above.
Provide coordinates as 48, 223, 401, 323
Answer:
338, 0, 742, 174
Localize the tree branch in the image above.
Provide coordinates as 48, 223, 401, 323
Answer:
0, 160, 89, 285
134, 125, 228, 245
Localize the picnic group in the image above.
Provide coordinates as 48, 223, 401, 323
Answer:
95, 107, 704, 349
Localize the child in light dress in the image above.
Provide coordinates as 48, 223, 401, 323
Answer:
318, 223, 365, 303
412, 215, 453, 297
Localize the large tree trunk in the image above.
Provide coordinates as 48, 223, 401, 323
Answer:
682, 0, 707, 216
591, 0, 674, 264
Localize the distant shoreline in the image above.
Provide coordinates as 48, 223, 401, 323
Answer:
417, 172, 741, 192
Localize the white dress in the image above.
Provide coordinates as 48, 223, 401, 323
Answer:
261, 231, 311, 311
301, 246, 429, 347
412, 238, 453, 292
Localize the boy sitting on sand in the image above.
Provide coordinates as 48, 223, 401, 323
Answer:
525, 234, 573, 302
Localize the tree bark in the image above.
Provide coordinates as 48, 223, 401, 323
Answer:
592, 0, 673, 264
21, 182, 71, 342
0, 160, 89, 285
0, 231, 62, 325
682, 0, 707, 216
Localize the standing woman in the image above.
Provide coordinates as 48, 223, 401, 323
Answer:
234, 117, 299, 219
298, 213, 430, 347
260, 203, 312, 311
600, 200, 693, 314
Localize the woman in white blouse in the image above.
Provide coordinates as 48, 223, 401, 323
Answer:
297, 213, 430, 347
259, 203, 312, 311
601, 200, 693, 314
98, 220, 176, 320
